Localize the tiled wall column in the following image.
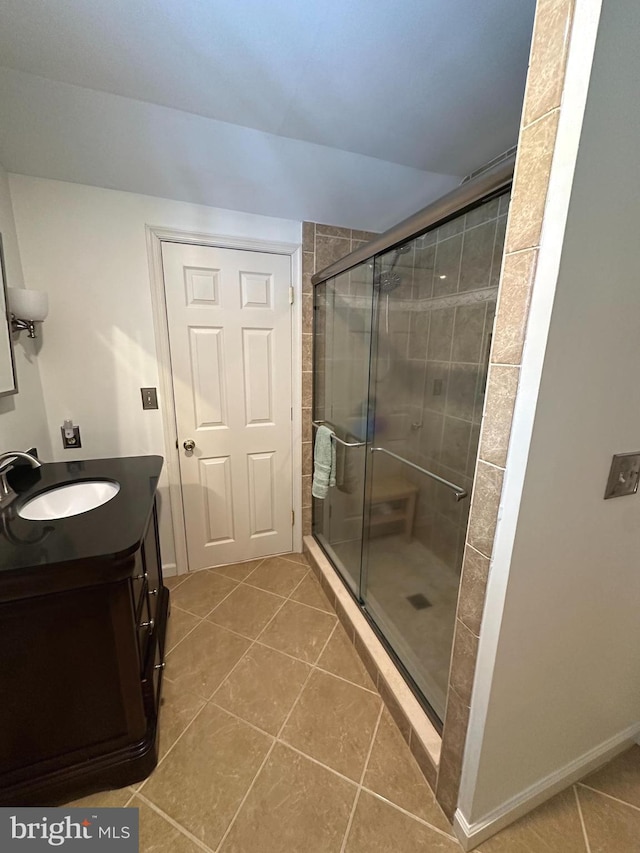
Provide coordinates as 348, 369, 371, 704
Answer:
435, 0, 576, 820
301, 223, 378, 536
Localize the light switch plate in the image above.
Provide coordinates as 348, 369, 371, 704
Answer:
141, 387, 158, 410
604, 452, 640, 499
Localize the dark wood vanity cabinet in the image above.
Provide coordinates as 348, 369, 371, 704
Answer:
0, 500, 169, 806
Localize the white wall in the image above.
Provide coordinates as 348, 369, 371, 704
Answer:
460, 0, 640, 827
0, 163, 50, 455
10, 176, 301, 570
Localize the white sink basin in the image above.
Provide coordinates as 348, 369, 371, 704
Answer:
18, 480, 120, 520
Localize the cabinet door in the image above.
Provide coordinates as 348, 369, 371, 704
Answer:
0, 582, 146, 783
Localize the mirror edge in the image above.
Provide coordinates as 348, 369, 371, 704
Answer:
0, 232, 18, 397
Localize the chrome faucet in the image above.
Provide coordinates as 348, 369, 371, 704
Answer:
0, 451, 42, 510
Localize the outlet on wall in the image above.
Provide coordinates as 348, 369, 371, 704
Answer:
604, 452, 640, 499
61, 424, 82, 449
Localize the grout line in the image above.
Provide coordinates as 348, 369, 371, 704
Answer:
272, 739, 360, 788
240, 580, 303, 600
164, 608, 204, 655
213, 621, 338, 852
279, 553, 311, 568
576, 783, 640, 814
339, 789, 362, 853
252, 637, 326, 666
574, 785, 593, 853
212, 739, 278, 853
169, 577, 242, 622
135, 791, 216, 853
275, 621, 337, 736
360, 788, 457, 842
209, 563, 262, 585
137, 701, 210, 790
123, 790, 138, 808
522, 104, 560, 132
339, 703, 385, 853
504, 245, 540, 258
313, 664, 379, 695
206, 594, 294, 702
476, 457, 506, 473
164, 574, 189, 592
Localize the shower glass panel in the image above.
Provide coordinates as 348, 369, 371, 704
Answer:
361, 193, 508, 721
311, 185, 510, 726
312, 262, 373, 594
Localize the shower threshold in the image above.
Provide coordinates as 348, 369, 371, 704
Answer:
303, 534, 442, 789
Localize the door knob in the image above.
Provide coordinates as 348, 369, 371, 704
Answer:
183, 439, 196, 452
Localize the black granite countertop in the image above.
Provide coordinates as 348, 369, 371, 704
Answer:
0, 456, 163, 587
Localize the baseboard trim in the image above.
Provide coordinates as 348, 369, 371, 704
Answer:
162, 561, 178, 578
453, 722, 640, 851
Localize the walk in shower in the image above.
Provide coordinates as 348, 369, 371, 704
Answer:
312, 161, 513, 726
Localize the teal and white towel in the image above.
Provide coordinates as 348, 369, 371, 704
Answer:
312, 425, 336, 499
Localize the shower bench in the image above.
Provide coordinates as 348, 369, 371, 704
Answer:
369, 474, 418, 541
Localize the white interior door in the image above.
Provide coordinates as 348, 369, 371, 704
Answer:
162, 242, 293, 570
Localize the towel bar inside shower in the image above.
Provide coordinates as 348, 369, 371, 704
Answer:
369, 446, 467, 501
311, 420, 366, 448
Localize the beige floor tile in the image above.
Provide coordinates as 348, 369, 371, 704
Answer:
163, 575, 188, 591
578, 784, 640, 853
281, 551, 310, 567
281, 669, 381, 781
477, 788, 587, 853
165, 620, 250, 699
580, 746, 640, 808
66, 786, 133, 808
157, 679, 206, 760
219, 742, 356, 853
246, 556, 308, 596
213, 643, 310, 735
165, 606, 201, 653
344, 790, 459, 852
289, 573, 333, 613
207, 583, 285, 639
170, 570, 238, 617
210, 558, 264, 582
141, 704, 272, 850
135, 798, 203, 853
258, 599, 336, 664
316, 626, 376, 691
364, 710, 451, 832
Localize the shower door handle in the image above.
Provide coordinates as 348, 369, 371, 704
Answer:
369, 447, 467, 501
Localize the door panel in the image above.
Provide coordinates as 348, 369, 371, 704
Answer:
312, 263, 373, 594
162, 243, 293, 570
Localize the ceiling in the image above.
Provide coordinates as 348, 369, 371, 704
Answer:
0, 0, 536, 230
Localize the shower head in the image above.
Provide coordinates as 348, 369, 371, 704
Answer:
374, 270, 402, 293
373, 245, 409, 293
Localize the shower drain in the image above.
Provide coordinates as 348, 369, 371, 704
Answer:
406, 593, 432, 610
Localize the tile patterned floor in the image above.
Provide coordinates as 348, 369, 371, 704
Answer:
67, 554, 640, 852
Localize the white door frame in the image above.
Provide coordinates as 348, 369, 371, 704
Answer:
146, 225, 303, 575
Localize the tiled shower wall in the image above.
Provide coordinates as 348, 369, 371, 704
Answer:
372, 196, 509, 572
435, 0, 577, 819
301, 223, 378, 536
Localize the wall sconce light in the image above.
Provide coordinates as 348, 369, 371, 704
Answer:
8, 288, 49, 339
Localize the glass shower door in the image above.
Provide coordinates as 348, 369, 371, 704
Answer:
312, 262, 373, 594
360, 194, 507, 722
